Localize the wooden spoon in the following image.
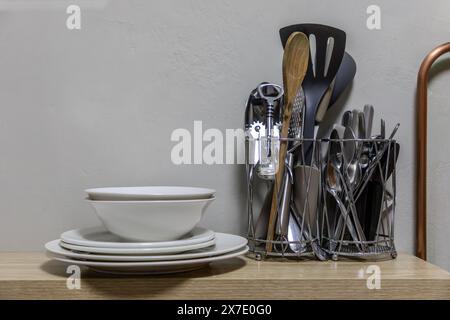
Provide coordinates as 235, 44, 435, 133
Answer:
266, 32, 309, 252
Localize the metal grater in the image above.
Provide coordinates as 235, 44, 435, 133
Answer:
288, 88, 305, 140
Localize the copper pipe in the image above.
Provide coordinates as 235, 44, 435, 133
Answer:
417, 42, 450, 260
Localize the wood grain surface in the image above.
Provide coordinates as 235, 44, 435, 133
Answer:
0, 252, 449, 299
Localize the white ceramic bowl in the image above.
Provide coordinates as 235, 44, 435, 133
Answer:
85, 186, 216, 201
87, 198, 215, 241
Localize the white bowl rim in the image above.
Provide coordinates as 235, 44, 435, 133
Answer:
86, 197, 216, 204
85, 186, 216, 194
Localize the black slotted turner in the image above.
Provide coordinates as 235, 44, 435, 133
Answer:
280, 24, 346, 164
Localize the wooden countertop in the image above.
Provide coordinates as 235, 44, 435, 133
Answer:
0, 252, 449, 299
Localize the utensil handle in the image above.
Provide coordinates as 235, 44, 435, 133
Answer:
278, 154, 294, 237
265, 104, 292, 252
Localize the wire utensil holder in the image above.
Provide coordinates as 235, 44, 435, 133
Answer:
246, 136, 398, 261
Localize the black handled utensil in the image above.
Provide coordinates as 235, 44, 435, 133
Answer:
315, 52, 357, 124
329, 52, 356, 106
366, 142, 400, 240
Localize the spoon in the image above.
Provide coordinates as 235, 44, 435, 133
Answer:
290, 203, 328, 260
343, 126, 361, 188
288, 205, 307, 254
325, 146, 361, 248
327, 130, 366, 249
342, 110, 353, 128
266, 32, 309, 252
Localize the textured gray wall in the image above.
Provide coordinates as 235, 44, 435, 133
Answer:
0, 0, 448, 271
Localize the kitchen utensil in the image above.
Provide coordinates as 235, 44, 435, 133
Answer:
313, 36, 336, 123
88, 198, 214, 241
266, 32, 309, 252
343, 127, 357, 183
329, 52, 357, 106
248, 121, 282, 177
366, 142, 400, 240
350, 109, 359, 135
254, 184, 274, 240
343, 126, 362, 189
315, 79, 335, 123
85, 186, 216, 201
341, 177, 367, 246
275, 153, 295, 251
325, 132, 361, 245
361, 123, 399, 177
351, 111, 369, 237
245, 83, 282, 168
353, 110, 369, 231
60, 238, 216, 255
280, 24, 346, 164
324, 129, 341, 235
246, 153, 255, 239
257, 83, 283, 126
290, 203, 327, 260
60, 226, 215, 249
353, 110, 374, 238
331, 129, 367, 249
287, 210, 306, 253
363, 105, 374, 138
47, 246, 249, 275
293, 165, 320, 238
245, 83, 283, 128
315, 52, 357, 123
360, 106, 373, 168
342, 110, 353, 128
257, 83, 284, 157
351, 122, 400, 240
357, 111, 366, 140
246, 121, 266, 166
275, 90, 305, 252
354, 123, 400, 194
289, 88, 305, 144
356, 111, 366, 170
46, 233, 247, 262
389, 123, 400, 140
326, 173, 356, 241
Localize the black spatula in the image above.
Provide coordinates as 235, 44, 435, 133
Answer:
313, 52, 357, 124
329, 52, 356, 106
280, 24, 346, 164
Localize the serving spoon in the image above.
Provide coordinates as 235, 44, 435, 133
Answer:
266, 32, 309, 252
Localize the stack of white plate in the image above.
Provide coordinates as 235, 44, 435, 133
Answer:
45, 186, 248, 274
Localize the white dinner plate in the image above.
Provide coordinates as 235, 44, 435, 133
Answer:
46, 233, 247, 262
47, 246, 249, 274
61, 226, 215, 248
60, 237, 216, 255
85, 186, 216, 201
